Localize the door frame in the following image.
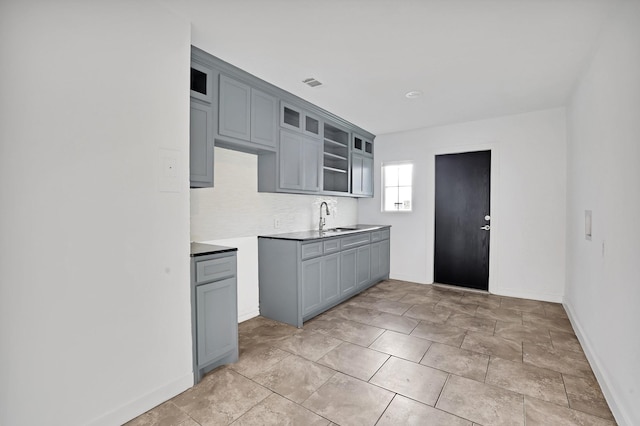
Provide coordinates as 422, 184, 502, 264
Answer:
428, 142, 500, 294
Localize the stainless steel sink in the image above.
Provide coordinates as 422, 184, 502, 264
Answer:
323, 227, 359, 233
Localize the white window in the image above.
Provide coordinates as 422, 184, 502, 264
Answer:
382, 162, 413, 212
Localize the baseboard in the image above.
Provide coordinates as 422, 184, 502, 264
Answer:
492, 287, 563, 303
389, 272, 428, 284
387, 278, 564, 303
238, 309, 260, 323
87, 373, 193, 426
564, 301, 631, 426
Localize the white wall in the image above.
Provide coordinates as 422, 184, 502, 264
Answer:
565, 2, 640, 425
358, 108, 567, 302
191, 148, 358, 320
0, 3, 192, 426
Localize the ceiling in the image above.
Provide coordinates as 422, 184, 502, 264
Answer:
165, 0, 617, 135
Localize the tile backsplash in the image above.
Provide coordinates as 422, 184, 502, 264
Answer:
191, 147, 358, 241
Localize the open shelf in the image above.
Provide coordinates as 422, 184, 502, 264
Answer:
324, 166, 347, 173
322, 122, 349, 193
324, 151, 347, 161
323, 167, 349, 192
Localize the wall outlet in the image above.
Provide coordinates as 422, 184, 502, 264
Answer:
274, 219, 281, 229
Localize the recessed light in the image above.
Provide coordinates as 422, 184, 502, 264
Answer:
405, 90, 423, 99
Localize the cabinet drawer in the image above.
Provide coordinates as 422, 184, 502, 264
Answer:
371, 229, 390, 242
341, 233, 371, 250
196, 256, 236, 284
323, 238, 341, 254
301, 241, 323, 259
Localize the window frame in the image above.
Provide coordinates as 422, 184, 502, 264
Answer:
381, 161, 414, 213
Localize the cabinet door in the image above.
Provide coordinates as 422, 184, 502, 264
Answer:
279, 130, 303, 190
356, 245, 371, 288
281, 102, 302, 131
251, 88, 277, 148
219, 75, 251, 141
302, 257, 323, 316
196, 277, 237, 367
322, 253, 340, 305
381, 238, 390, 277
370, 241, 382, 279
190, 100, 214, 188
362, 156, 373, 196
303, 113, 322, 139
351, 154, 364, 195
302, 136, 322, 191
279, 130, 321, 192
190, 62, 214, 103
340, 248, 357, 295
351, 154, 373, 197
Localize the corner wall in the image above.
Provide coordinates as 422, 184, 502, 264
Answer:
565, 2, 640, 424
0, 3, 192, 425
358, 108, 567, 302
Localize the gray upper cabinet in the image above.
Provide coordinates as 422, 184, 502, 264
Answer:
322, 122, 350, 194
352, 133, 374, 196
190, 100, 215, 188
351, 153, 373, 197
191, 46, 376, 197
279, 130, 303, 190
303, 112, 322, 139
190, 58, 217, 189
251, 89, 278, 148
218, 74, 277, 150
302, 137, 322, 191
190, 62, 214, 104
353, 133, 374, 157
218, 75, 251, 141
281, 102, 302, 132
279, 129, 321, 192
280, 102, 322, 139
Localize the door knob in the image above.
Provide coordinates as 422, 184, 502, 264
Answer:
480, 225, 491, 231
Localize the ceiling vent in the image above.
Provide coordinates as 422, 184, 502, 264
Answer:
302, 77, 323, 88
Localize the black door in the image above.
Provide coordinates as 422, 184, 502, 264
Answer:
434, 150, 491, 290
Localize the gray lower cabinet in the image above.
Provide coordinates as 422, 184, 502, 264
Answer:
340, 245, 371, 295
258, 228, 390, 328
371, 239, 390, 279
340, 248, 357, 296
190, 99, 215, 188
191, 251, 238, 384
302, 252, 340, 316
356, 245, 371, 288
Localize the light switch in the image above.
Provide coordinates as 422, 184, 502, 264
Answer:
585, 210, 592, 241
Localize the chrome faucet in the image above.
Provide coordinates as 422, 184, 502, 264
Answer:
319, 201, 330, 232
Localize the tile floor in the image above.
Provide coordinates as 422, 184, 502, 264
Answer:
126, 280, 616, 426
